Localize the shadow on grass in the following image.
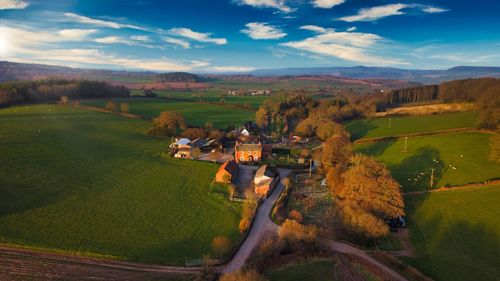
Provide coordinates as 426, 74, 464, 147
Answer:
345, 119, 378, 141
389, 147, 445, 193
403, 207, 500, 281
356, 139, 396, 157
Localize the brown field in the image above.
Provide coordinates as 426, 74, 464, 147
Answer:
375, 102, 475, 117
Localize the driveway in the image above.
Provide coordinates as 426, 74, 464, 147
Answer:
233, 165, 258, 195
220, 169, 290, 273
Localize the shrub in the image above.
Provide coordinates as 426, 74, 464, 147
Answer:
211, 235, 231, 256
219, 270, 268, 281
239, 218, 251, 233
105, 101, 117, 112
289, 209, 303, 223
120, 103, 129, 113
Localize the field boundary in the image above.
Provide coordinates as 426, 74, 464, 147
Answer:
354, 128, 498, 143
404, 179, 500, 196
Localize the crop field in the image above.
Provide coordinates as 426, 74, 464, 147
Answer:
404, 186, 500, 281
0, 104, 242, 264
345, 111, 478, 140
81, 98, 255, 128
355, 132, 500, 192
265, 259, 338, 281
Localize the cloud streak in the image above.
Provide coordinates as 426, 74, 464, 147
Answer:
0, 0, 28, 10
311, 0, 345, 9
338, 3, 449, 22
282, 25, 407, 65
64, 13, 146, 30
234, 0, 293, 13
168, 27, 227, 45
241, 22, 286, 40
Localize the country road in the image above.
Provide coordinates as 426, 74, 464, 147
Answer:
219, 169, 290, 273
0, 167, 408, 281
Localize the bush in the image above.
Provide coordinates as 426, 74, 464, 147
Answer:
219, 270, 268, 281
105, 101, 117, 112
289, 209, 303, 223
239, 218, 251, 233
211, 235, 231, 256
120, 103, 129, 113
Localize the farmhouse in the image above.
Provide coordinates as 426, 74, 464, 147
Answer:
170, 138, 193, 158
215, 160, 239, 183
254, 164, 280, 196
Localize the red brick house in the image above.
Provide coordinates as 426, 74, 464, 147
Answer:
235, 141, 262, 163
215, 160, 238, 183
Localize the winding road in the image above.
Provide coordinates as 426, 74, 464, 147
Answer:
0, 168, 408, 281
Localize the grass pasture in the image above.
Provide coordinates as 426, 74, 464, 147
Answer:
345, 111, 478, 140
265, 259, 338, 281
0, 104, 241, 264
355, 132, 499, 192
404, 186, 500, 281
81, 98, 255, 128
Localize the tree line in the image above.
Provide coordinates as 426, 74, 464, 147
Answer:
0, 80, 130, 107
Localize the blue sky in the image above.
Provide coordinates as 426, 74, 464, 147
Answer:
1, 0, 499, 72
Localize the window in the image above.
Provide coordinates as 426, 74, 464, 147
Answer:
254, 157, 258, 161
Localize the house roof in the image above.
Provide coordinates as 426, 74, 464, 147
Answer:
255, 164, 279, 179
174, 138, 191, 145
237, 143, 261, 151
219, 160, 238, 175
191, 138, 206, 148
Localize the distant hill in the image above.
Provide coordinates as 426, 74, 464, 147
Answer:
1, 61, 500, 85
251, 66, 500, 84
156, 72, 207, 83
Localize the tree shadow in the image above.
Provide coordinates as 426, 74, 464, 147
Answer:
404, 208, 500, 281
345, 119, 377, 141
356, 139, 396, 157
389, 147, 445, 193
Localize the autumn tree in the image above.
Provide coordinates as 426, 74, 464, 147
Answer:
255, 107, 268, 128
321, 134, 353, 169
105, 100, 117, 112
191, 147, 202, 160
219, 270, 268, 281
60, 95, 69, 104
180, 127, 206, 139
148, 111, 186, 136
211, 235, 231, 256
278, 219, 318, 249
120, 102, 129, 113
334, 154, 404, 239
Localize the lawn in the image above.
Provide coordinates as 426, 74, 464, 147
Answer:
355, 132, 499, 192
404, 186, 500, 281
81, 98, 255, 128
345, 111, 478, 140
0, 104, 242, 265
265, 259, 338, 281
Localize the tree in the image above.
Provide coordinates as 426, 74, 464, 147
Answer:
239, 218, 251, 233
289, 209, 303, 223
334, 154, 404, 239
255, 107, 268, 128
211, 236, 231, 256
60, 95, 69, 104
105, 101, 117, 112
191, 147, 202, 160
219, 270, 268, 281
278, 219, 318, 248
282, 177, 291, 189
321, 134, 353, 169
181, 127, 206, 139
148, 111, 186, 136
204, 121, 214, 131
120, 103, 129, 113
227, 184, 236, 198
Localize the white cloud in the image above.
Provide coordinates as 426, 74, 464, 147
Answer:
347, 26, 357, 32
312, 0, 345, 9
338, 3, 409, 22
241, 22, 286, 40
163, 36, 190, 49
130, 35, 150, 42
234, 0, 293, 13
209, 66, 255, 72
57, 29, 97, 40
281, 26, 407, 65
64, 13, 146, 30
94, 35, 158, 48
300, 25, 327, 33
422, 6, 449, 13
168, 27, 227, 45
0, 0, 28, 10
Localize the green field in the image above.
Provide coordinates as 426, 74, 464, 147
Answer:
404, 186, 500, 281
0, 104, 241, 264
266, 259, 338, 281
81, 98, 255, 128
131, 89, 268, 109
355, 132, 499, 192
345, 111, 478, 140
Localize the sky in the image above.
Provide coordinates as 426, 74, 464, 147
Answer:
0, 0, 499, 73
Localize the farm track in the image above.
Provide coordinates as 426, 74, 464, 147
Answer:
354, 127, 497, 144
